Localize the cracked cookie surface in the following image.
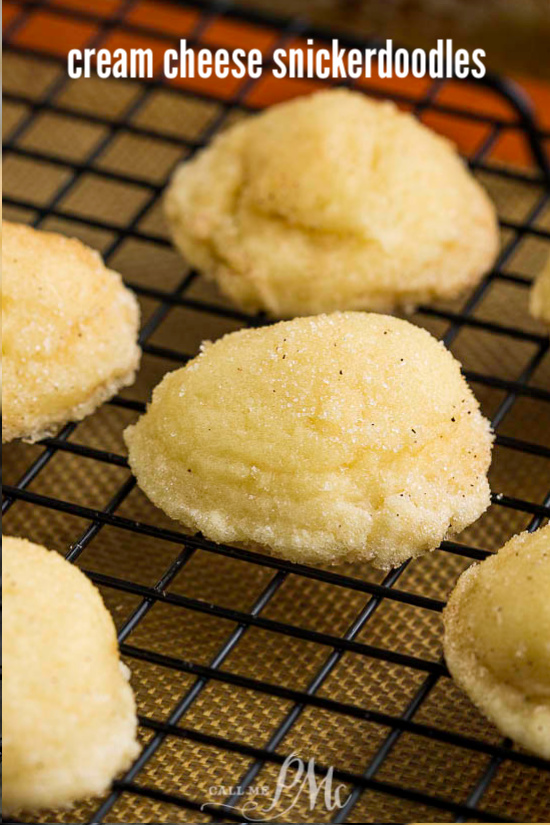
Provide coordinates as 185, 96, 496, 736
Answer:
165, 89, 499, 317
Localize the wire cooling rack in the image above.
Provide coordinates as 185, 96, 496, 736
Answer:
2, 0, 550, 822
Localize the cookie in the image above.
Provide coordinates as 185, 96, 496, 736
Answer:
444, 524, 550, 758
124, 312, 492, 568
3, 536, 140, 813
530, 257, 550, 328
165, 89, 499, 317
2, 221, 141, 443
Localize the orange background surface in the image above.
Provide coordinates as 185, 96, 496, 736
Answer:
3, 0, 550, 170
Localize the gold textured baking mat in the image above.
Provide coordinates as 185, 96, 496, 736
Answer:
3, 5, 550, 822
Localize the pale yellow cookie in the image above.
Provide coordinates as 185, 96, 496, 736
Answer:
2, 222, 141, 443
3, 536, 140, 814
124, 312, 492, 568
444, 524, 550, 758
530, 258, 550, 328
165, 89, 499, 318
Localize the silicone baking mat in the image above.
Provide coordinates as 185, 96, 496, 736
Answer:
2, 0, 550, 822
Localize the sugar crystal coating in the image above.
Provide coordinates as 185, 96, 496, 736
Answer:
165, 89, 499, 317
125, 312, 492, 568
444, 524, 550, 758
2, 221, 141, 443
3, 536, 140, 813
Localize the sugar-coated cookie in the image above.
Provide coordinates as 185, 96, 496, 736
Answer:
124, 313, 492, 568
2, 222, 141, 443
165, 89, 499, 318
3, 536, 140, 814
530, 258, 550, 328
444, 525, 550, 758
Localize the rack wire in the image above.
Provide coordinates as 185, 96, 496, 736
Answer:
2, 0, 550, 822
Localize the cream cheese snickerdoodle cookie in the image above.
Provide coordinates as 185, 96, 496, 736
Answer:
165, 89, 499, 318
444, 524, 550, 758
3, 536, 140, 814
2, 222, 141, 443
530, 258, 550, 328
125, 313, 493, 569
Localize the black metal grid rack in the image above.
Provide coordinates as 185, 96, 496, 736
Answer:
2, 0, 550, 822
